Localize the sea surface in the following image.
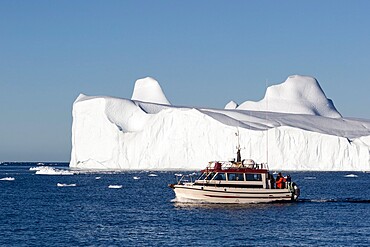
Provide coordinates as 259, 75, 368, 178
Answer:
1, 162, 370, 246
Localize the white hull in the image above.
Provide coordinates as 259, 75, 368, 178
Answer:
173, 184, 297, 204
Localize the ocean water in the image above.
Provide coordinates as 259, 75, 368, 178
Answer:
1, 163, 370, 246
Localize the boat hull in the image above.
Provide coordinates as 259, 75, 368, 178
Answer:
172, 184, 298, 204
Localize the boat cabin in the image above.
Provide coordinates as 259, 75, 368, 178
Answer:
194, 160, 274, 189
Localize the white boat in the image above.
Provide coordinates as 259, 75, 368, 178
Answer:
169, 150, 300, 204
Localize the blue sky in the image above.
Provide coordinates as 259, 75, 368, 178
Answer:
1, 0, 369, 161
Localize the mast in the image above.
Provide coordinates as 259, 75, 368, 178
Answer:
236, 128, 241, 162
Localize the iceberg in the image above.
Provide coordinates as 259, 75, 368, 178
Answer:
70, 75, 370, 171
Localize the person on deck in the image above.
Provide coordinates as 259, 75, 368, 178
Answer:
276, 172, 286, 189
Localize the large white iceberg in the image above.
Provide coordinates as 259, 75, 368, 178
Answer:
70, 75, 370, 171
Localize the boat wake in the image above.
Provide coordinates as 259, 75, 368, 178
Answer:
299, 198, 370, 203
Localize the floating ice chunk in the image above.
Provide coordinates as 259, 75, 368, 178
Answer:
37, 162, 45, 166
35, 166, 74, 175
108, 185, 122, 189
148, 174, 158, 177
57, 183, 77, 187
133, 176, 140, 180
29, 167, 41, 171
0, 177, 15, 181
95, 176, 101, 180
175, 173, 183, 177
344, 174, 358, 178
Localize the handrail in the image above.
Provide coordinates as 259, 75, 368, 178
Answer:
205, 160, 269, 171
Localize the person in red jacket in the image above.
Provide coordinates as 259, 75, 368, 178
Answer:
276, 172, 286, 189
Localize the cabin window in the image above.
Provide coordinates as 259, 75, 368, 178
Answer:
205, 172, 215, 180
245, 174, 262, 181
213, 173, 226, 180
227, 173, 244, 181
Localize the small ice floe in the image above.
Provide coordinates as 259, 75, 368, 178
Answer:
95, 176, 101, 180
344, 174, 358, 178
133, 176, 140, 180
304, 177, 317, 180
57, 183, 76, 187
108, 185, 122, 189
29, 167, 42, 171
188, 172, 197, 176
148, 174, 158, 177
37, 162, 45, 166
0, 177, 15, 181
175, 173, 183, 177
34, 166, 74, 175
273, 171, 278, 175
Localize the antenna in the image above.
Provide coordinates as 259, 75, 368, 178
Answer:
266, 79, 269, 164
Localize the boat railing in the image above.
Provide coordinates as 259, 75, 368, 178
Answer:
176, 174, 197, 185
206, 161, 269, 170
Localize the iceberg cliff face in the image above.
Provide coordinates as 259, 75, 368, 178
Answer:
70, 76, 370, 171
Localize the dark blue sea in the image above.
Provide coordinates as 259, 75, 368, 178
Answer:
1, 162, 370, 246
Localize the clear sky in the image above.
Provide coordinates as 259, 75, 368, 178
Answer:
1, 0, 369, 162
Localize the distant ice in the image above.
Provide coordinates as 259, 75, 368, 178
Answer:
34, 166, 74, 175
108, 185, 122, 189
133, 176, 140, 180
57, 183, 77, 187
148, 174, 158, 177
344, 174, 358, 178
95, 176, 101, 180
0, 177, 15, 181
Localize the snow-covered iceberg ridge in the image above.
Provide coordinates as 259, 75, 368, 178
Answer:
70, 75, 370, 171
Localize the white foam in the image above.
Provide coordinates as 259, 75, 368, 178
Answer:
57, 183, 77, 187
34, 166, 74, 175
108, 185, 122, 189
0, 177, 15, 181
